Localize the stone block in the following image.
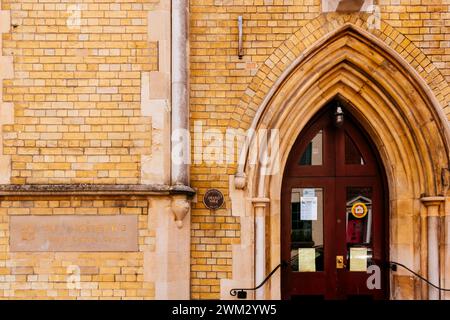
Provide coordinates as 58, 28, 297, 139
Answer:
0, 154, 10, 183
147, 10, 170, 42
0, 102, 14, 124
0, 56, 13, 79
149, 71, 170, 99
0, 11, 10, 33
321, 0, 374, 12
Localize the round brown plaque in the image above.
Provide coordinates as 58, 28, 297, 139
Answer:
203, 189, 224, 210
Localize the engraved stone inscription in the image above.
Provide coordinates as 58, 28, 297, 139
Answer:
10, 215, 138, 252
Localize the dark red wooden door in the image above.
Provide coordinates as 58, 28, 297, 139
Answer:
281, 102, 388, 300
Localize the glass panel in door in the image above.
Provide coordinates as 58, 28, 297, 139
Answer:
299, 131, 323, 166
345, 186, 373, 271
344, 133, 365, 165
290, 187, 324, 272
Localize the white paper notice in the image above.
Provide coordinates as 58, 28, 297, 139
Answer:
300, 196, 317, 220
350, 247, 368, 272
298, 248, 316, 272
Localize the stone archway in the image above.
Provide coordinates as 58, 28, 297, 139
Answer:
225, 20, 450, 300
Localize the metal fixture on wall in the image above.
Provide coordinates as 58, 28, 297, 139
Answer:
238, 16, 244, 59
334, 104, 344, 128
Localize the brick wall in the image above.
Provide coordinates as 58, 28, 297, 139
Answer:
189, 0, 449, 299
0, 197, 154, 299
1, 0, 159, 184
0, 0, 448, 300
0, 0, 176, 300
379, 0, 450, 82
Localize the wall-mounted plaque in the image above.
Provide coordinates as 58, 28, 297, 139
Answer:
203, 189, 224, 210
10, 215, 138, 252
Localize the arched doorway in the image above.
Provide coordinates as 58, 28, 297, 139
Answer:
225, 23, 449, 300
281, 100, 389, 300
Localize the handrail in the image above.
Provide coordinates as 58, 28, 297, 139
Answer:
389, 261, 450, 300
229, 257, 450, 299
229, 261, 287, 298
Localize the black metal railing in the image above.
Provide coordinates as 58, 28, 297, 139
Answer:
230, 257, 450, 299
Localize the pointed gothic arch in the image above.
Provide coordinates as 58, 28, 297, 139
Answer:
226, 21, 450, 300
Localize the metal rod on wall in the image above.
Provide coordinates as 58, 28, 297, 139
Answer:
238, 16, 244, 59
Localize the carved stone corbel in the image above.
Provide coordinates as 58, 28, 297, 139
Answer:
234, 172, 247, 190
170, 194, 190, 228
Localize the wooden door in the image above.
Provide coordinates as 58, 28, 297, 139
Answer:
281, 102, 389, 300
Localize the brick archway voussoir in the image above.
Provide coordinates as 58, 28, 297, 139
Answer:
230, 14, 450, 133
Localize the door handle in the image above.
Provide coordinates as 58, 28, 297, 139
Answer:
336, 255, 346, 269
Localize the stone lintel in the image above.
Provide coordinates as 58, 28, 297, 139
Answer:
0, 184, 196, 197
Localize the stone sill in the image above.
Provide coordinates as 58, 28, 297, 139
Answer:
0, 184, 196, 197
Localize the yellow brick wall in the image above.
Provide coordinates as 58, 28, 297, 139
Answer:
0, 0, 448, 300
189, 0, 324, 299
189, 0, 449, 299
380, 0, 450, 82
1, 0, 159, 184
0, 197, 154, 299
0, 0, 168, 300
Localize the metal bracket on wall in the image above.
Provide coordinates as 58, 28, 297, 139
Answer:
238, 16, 244, 59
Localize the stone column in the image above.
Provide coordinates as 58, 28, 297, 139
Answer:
253, 198, 269, 300
421, 196, 445, 300
444, 198, 450, 300
171, 0, 189, 186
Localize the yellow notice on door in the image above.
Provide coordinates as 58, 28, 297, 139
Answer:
298, 248, 316, 272
349, 247, 367, 272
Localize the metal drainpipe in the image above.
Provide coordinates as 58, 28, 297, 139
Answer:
171, 0, 189, 186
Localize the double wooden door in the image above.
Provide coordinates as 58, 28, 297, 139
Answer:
281, 103, 388, 300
